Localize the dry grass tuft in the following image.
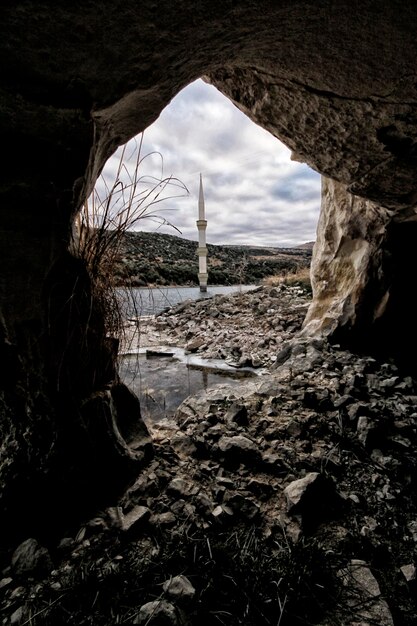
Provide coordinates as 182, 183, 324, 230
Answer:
14, 523, 341, 626
71, 134, 188, 344
263, 267, 312, 292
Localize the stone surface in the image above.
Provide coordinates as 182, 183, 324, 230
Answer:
284, 473, 321, 510
122, 505, 151, 533
10, 607, 24, 626
302, 178, 391, 340
11, 538, 52, 577
225, 404, 249, 426
185, 337, 206, 353
162, 575, 196, 604
211, 504, 234, 522
400, 564, 416, 582
303, 179, 417, 368
217, 435, 259, 464
0, 578, 13, 590
167, 478, 194, 498
338, 560, 394, 625
133, 600, 179, 625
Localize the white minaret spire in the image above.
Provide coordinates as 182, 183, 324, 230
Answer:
198, 172, 205, 220
197, 173, 208, 292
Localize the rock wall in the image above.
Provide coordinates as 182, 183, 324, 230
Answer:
2, 1, 417, 539
303, 179, 417, 370
302, 178, 392, 339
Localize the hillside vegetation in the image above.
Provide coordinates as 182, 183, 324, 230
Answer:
111, 231, 311, 286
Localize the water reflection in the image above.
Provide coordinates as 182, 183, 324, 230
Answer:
119, 352, 256, 423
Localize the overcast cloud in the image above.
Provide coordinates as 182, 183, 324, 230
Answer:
98, 79, 321, 247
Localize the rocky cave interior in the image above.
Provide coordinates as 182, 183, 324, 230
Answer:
1, 0, 417, 603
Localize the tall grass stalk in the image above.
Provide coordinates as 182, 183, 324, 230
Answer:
72, 134, 188, 346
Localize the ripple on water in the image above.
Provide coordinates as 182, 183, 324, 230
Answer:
119, 349, 261, 423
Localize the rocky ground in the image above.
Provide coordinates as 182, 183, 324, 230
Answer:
1, 287, 417, 625
125, 284, 311, 369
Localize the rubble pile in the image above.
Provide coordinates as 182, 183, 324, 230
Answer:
137, 285, 310, 369
1, 289, 416, 625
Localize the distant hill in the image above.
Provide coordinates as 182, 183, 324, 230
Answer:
110, 231, 311, 286
298, 241, 315, 250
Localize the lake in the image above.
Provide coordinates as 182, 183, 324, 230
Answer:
118, 284, 256, 317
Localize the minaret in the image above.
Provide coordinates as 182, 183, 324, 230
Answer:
197, 173, 208, 292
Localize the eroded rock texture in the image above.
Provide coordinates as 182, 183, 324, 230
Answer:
303, 179, 417, 370
303, 178, 392, 339
2, 1, 417, 539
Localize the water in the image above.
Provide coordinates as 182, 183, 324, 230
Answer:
118, 284, 256, 317
120, 348, 259, 422
118, 284, 261, 422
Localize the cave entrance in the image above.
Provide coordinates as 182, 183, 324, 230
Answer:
88, 79, 321, 422
95, 78, 321, 251
371, 220, 417, 372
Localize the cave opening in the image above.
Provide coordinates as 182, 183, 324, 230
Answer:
85, 78, 321, 423
94, 78, 321, 251
370, 220, 417, 373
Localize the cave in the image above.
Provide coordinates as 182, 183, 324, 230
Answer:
370, 220, 417, 370
2, 1, 417, 552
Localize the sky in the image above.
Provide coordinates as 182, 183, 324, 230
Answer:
96, 79, 321, 248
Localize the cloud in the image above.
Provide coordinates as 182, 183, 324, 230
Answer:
99, 79, 321, 247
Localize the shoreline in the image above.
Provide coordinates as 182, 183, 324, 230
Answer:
120, 284, 311, 370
